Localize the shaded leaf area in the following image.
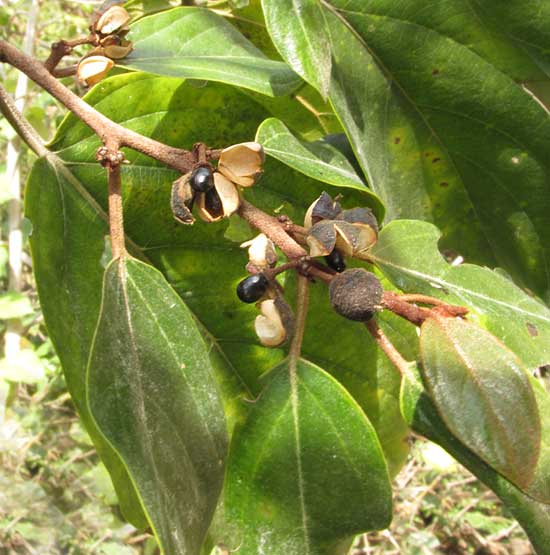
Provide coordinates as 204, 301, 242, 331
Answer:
256, 117, 373, 193
224, 360, 392, 555
123, 7, 301, 96
25, 157, 147, 530
420, 316, 540, 492
471, 0, 550, 75
262, 0, 550, 298
87, 257, 228, 555
46, 72, 407, 467
401, 367, 550, 555
370, 220, 550, 370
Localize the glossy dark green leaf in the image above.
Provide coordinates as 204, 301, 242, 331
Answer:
262, 0, 550, 297
256, 117, 371, 190
25, 157, 147, 529
123, 7, 300, 96
87, 256, 228, 555
401, 366, 550, 555
470, 1, 550, 75
259, 0, 331, 98
420, 315, 540, 490
370, 220, 550, 370
223, 359, 392, 554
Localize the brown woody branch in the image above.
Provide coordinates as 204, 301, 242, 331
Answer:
43, 36, 94, 74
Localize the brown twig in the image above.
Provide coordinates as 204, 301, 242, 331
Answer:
238, 199, 308, 260
365, 319, 412, 377
381, 291, 431, 326
43, 36, 95, 73
0, 40, 198, 173
97, 145, 126, 259
289, 274, 310, 366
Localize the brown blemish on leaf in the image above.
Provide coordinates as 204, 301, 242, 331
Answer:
440, 182, 449, 187
432, 157, 441, 163
394, 137, 401, 144
527, 323, 539, 337
432, 68, 440, 76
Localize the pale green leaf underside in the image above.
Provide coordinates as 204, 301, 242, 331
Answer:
224, 359, 391, 555
87, 257, 228, 555
256, 117, 368, 189
371, 220, 550, 370
123, 6, 301, 96
420, 317, 540, 491
401, 367, 550, 555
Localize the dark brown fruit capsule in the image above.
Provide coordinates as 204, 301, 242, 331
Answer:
329, 268, 383, 321
190, 166, 214, 193
324, 249, 346, 273
236, 274, 269, 303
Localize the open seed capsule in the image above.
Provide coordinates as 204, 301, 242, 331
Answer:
218, 142, 265, 187
77, 55, 114, 86
190, 166, 215, 193
96, 5, 131, 35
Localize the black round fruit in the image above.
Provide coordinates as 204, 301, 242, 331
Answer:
190, 166, 214, 193
329, 268, 383, 321
236, 274, 269, 303
324, 248, 346, 273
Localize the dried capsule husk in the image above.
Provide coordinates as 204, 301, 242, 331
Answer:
102, 39, 133, 60
77, 55, 114, 86
254, 297, 294, 347
218, 142, 265, 187
337, 207, 379, 234
171, 173, 195, 225
241, 233, 277, 269
334, 221, 377, 256
307, 220, 337, 257
197, 172, 240, 222
304, 191, 342, 229
329, 268, 383, 321
96, 5, 131, 35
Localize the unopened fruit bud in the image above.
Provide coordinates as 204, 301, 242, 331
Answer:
329, 268, 383, 321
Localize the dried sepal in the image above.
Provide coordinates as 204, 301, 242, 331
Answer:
77, 55, 114, 86
240, 233, 277, 269
307, 221, 337, 257
254, 297, 293, 347
329, 269, 383, 321
218, 142, 265, 187
197, 172, 240, 222
337, 207, 379, 234
334, 221, 377, 256
96, 5, 130, 35
171, 173, 195, 225
304, 191, 342, 229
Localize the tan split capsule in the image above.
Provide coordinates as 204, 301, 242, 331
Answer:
77, 55, 114, 86
196, 172, 240, 222
254, 298, 293, 347
96, 6, 131, 35
218, 142, 265, 187
240, 233, 277, 269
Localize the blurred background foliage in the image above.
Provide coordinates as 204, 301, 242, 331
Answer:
0, 0, 539, 553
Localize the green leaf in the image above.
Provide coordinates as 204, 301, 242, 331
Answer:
420, 315, 540, 490
123, 7, 301, 96
87, 257, 228, 555
35, 72, 400, 536
260, 0, 331, 98
0, 292, 34, 319
256, 117, 373, 191
370, 219, 550, 370
470, 1, 550, 75
262, 0, 550, 297
224, 360, 392, 554
25, 157, 148, 529
401, 367, 550, 555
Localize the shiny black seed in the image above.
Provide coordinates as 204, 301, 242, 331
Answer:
204, 188, 223, 218
324, 249, 346, 273
190, 166, 214, 193
236, 274, 269, 303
